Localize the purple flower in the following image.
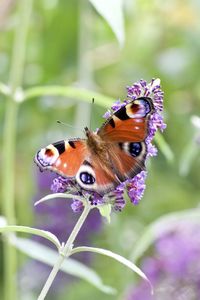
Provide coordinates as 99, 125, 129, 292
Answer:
103, 110, 112, 119
51, 176, 73, 193
71, 199, 84, 212
126, 221, 200, 300
107, 183, 126, 212
40, 78, 166, 212
111, 99, 126, 111
127, 171, 147, 205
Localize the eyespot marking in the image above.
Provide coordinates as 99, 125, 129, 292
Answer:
119, 142, 144, 157
127, 98, 153, 118
80, 172, 95, 185
45, 148, 53, 157
129, 142, 142, 157
35, 145, 59, 168
76, 164, 96, 190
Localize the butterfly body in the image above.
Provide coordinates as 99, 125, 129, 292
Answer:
35, 97, 154, 195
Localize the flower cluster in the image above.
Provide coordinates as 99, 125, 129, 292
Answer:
126, 221, 200, 300
51, 79, 166, 212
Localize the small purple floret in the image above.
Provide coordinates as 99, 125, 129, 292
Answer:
51, 176, 73, 193
111, 99, 125, 112
71, 199, 84, 213
127, 171, 147, 205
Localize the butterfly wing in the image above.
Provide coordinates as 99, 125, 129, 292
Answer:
106, 141, 147, 182
97, 97, 154, 180
35, 139, 88, 177
98, 97, 154, 142
35, 138, 119, 194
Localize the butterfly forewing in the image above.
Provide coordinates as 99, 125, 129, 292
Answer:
98, 97, 154, 142
35, 139, 88, 177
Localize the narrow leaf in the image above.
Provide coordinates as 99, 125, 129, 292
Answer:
34, 193, 84, 206
23, 86, 115, 108
0, 225, 61, 249
12, 237, 116, 295
89, 0, 125, 46
71, 246, 153, 294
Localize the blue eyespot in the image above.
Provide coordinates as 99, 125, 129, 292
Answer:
129, 142, 142, 157
143, 99, 151, 114
133, 98, 152, 117
80, 172, 95, 185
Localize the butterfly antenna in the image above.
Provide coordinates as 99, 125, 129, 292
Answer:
57, 120, 82, 131
89, 98, 95, 130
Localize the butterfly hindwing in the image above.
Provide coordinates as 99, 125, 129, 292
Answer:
107, 141, 147, 182
75, 157, 119, 194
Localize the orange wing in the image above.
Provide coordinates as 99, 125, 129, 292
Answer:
107, 142, 147, 182
35, 139, 88, 177
98, 97, 154, 142
35, 139, 119, 194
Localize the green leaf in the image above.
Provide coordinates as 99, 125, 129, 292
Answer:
98, 204, 112, 223
22, 85, 115, 108
11, 237, 116, 295
72, 246, 153, 294
89, 0, 125, 46
154, 132, 174, 163
131, 208, 200, 262
0, 225, 61, 250
34, 193, 84, 207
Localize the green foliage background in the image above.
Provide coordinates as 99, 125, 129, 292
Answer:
0, 0, 200, 299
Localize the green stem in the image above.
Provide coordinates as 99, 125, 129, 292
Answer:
37, 202, 91, 300
23, 85, 114, 108
2, 1, 33, 300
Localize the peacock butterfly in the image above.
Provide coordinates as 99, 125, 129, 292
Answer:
34, 97, 154, 195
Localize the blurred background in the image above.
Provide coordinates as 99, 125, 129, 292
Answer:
0, 0, 200, 299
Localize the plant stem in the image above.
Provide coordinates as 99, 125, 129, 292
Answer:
2, 1, 33, 300
23, 85, 114, 108
37, 202, 91, 300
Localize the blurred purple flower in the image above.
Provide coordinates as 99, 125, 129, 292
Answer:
126, 221, 200, 300
50, 79, 166, 212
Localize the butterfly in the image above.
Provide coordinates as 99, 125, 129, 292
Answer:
35, 97, 154, 195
